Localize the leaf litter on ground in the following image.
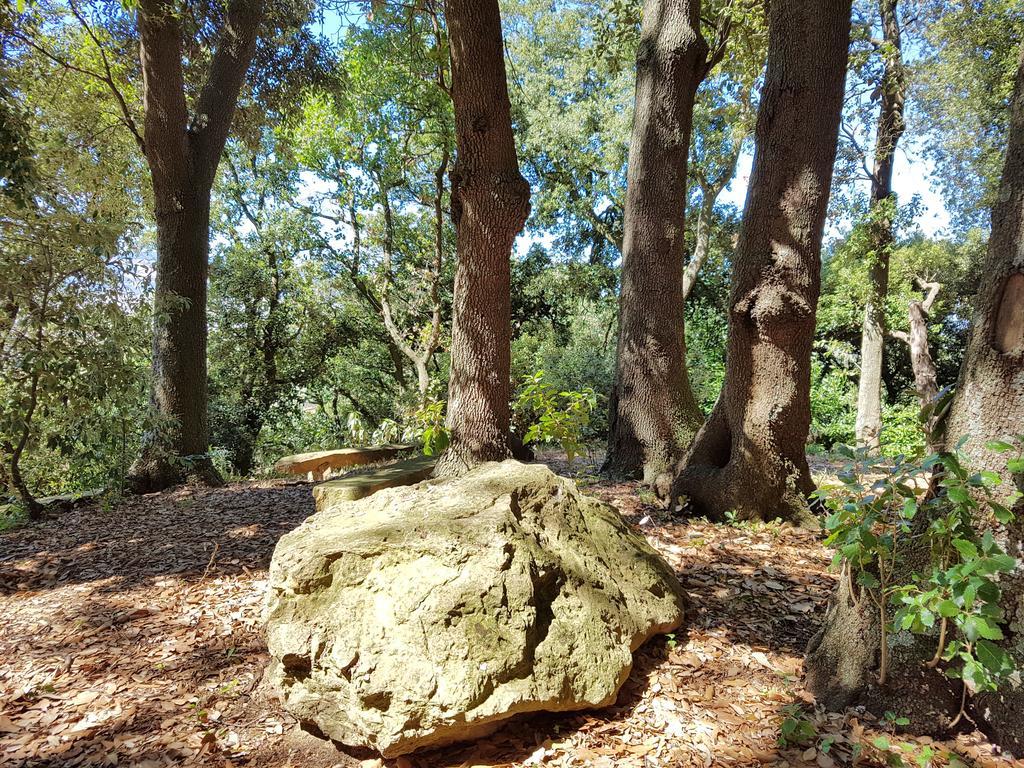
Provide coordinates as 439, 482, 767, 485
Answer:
0, 455, 1018, 767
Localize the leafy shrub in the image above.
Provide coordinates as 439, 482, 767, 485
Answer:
515, 371, 597, 466
818, 438, 1022, 703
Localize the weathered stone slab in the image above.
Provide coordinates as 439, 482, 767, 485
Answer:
265, 460, 685, 757
38, 489, 104, 509
311, 454, 436, 507
274, 445, 413, 481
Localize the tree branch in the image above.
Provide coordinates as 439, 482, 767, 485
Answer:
189, 0, 265, 188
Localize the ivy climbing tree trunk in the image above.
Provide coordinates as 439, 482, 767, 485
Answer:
668, 0, 852, 522
806, 44, 1024, 753
854, 0, 907, 453
603, 0, 710, 483
128, 0, 264, 492
434, 0, 530, 477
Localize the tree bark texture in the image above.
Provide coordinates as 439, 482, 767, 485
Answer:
806, 45, 1024, 754
854, 0, 907, 453
668, 0, 852, 522
942, 43, 1024, 754
129, 0, 263, 492
604, 0, 709, 484
891, 279, 943, 452
435, 0, 530, 477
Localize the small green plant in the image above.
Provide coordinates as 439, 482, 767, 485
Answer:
818, 437, 1022, 710
882, 710, 911, 730
777, 704, 817, 747
411, 399, 449, 457
0, 501, 27, 531
515, 371, 597, 468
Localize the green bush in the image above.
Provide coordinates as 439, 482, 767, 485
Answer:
818, 440, 1022, 697
515, 371, 598, 466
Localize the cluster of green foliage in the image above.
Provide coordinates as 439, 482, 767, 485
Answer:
819, 438, 1023, 698
1, 35, 151, 503
1, 0, 1017, 506
515, 371, 598, 467
811, 227, 983, 453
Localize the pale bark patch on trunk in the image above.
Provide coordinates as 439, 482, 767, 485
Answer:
994, 272, 1024, 354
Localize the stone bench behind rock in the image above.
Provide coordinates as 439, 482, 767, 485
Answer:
273, 445, 413, 482
312, 454, 436, 507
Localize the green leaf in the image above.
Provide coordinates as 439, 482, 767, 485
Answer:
990, 502, 1015, 524
975, 639, 1014, 676
965, 616, 1004, 642
980, 554, 1016, 574
947, 486, 970, 504
985, 440, 1015, 453
919, 607, 936, 628
857, 571, 880, 589
938, 599, 959, 618
952, 538, 979, 560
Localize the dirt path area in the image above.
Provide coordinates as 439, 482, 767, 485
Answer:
0, 464, 1017, 767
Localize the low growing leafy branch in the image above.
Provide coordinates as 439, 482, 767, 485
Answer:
817, 437, 1022, 703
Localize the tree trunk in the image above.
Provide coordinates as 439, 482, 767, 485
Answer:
128, 0, 263, 492
668, 0, 852, 522
854, 0, 907, 454
941, 42, 1024, 754
434, 0, 530, 477
134, 195, 220, 489
603, 0, 709, 484
891, 279, 943, 451
806, 44, 1024, 754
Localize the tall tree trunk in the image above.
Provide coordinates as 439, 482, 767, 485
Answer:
129, 0, 263, 492
604, 0, 709, 484
139, 194, 218, 489
806, 45, 1024, 753
669, 0, 852, 522
434, 0, 530, 477
941, 43, 1024, 754
854, 0, 907, 453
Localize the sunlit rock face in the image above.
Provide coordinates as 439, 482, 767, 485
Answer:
264, 460, 685, 757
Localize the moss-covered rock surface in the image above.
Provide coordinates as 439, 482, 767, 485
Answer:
264, 460, 685, 757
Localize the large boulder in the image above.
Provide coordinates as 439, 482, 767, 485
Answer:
264, 460, 685, 757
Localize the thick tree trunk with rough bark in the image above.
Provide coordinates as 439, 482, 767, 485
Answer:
806, 45, 1024, 754
668, 0, 852, 522
129, 0, 263, 491
604, 0, 709, 484
941, 44, 1024, 753
434, 0, 530, 477
855, 0, 907, 453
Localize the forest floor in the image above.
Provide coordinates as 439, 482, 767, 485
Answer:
0, 453, 1019, 768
